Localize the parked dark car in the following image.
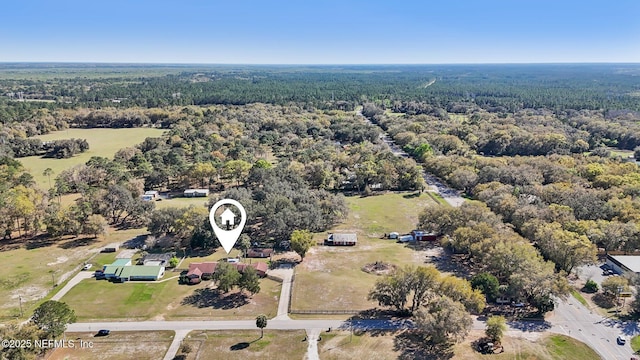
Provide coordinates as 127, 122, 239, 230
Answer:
96, 329, 110, 336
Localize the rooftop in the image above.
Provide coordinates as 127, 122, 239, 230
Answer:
111, 258, 132, 266
119, 265, 164, 278
609, 255, 640, 273
328, 233, 357, 242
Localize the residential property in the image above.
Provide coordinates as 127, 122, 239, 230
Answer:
246, 248, 274, 258
182, 261, 268, 284
183, 189, 209, 197
411, 230, 438, 241
605, 254, 640, 276
325, 233, 357, 246
236, 262, 268, 277
187, 262, 217, 281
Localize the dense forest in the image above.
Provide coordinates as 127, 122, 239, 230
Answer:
1, 63, 640, 312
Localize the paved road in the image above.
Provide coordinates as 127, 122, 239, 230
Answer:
357, 108, 465, 207
66, 319, 411, 333
550, 298, 635, 360
68, 309, 634, 359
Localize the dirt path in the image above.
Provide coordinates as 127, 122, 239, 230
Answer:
357, 108, 465, 207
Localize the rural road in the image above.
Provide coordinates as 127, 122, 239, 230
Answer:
66, 304, 636, 359
549, 298, 637, 360
66, 319, 409, 333
357, 108, 465, 207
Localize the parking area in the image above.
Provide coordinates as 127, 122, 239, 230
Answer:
577, 263, 616, 286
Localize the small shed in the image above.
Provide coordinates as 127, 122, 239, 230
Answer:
326, 233, 357, 246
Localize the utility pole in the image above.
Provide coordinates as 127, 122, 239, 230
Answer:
616, 286, 623, 315
18, 295, 23, 317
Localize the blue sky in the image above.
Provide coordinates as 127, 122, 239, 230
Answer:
1, 0, 638, 64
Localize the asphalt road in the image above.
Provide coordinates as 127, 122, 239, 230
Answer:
550, 298, 636, 360
66, 319, 411, 333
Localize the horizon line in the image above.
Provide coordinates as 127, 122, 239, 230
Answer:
1, 61, 639, 66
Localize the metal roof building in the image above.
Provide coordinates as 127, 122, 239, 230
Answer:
606, 254, 640, 275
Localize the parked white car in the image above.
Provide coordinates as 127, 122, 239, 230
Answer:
82, 263, 92, 270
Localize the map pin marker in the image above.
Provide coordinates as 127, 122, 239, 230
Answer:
209, 199, 247, 254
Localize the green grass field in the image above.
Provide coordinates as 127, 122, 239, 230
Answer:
0, 227, 144, 319
543, 334, 600, 359
181, 330, 307, 360
631, 335, 640, 353
570, 288, 589, 308
292, 192, 438, 311
60, 276, 280, 321
20, 128, 165, 189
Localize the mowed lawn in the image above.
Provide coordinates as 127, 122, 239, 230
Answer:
60, 276, 281, 321
292, 192, 437, 311
180, 330, 307, 360
49, 331, 174, 360
0, 227, 144, 319
20, 128, 165, 189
